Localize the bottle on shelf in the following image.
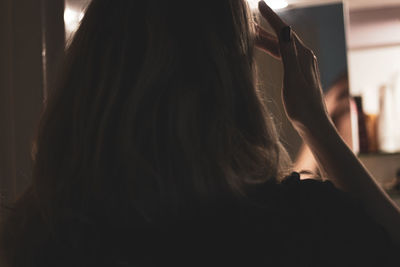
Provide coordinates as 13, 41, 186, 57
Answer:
353, 96, 369, 154
378, 73, 400, 153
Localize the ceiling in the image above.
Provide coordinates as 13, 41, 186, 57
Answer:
65, 0, 400, 12
288, 0, 400, 10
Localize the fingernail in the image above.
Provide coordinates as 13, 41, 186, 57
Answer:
258, 1, 267, 9
280, 26, 292, 43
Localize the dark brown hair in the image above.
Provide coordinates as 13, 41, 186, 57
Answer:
0, 0, 291, 265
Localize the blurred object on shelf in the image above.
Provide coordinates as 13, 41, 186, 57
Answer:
365, 113, 379, 153
378, 73, 400, 153
347, 4, 400, 155
351, 73, 400, 155
350, 97, 360, 154
360, 86, 379, 153
353, 96, 369, 154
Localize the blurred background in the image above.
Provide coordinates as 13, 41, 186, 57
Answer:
1, 0, 400, 206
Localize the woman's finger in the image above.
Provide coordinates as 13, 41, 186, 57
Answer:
258, 1, 287, 37
257, 1, 299, 74
255, 36, 281, 59
291, 31, 314, 61
290, 31, 321, 87
255, 25, 281, 58
256, 24, 275, 39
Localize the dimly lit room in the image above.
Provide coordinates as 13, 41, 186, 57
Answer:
1, 0, 399, 265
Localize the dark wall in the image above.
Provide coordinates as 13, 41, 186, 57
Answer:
0, 0, 64, 202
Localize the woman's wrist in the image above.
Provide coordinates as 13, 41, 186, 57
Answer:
291, 112, 333, 139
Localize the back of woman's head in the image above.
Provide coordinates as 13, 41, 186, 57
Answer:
12, 0, 291, 230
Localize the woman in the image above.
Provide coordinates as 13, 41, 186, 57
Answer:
0, 0, 398, 266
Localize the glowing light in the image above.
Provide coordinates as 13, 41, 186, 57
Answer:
64, 7, 85, 36
78, 12, 85, 22
246, 0, 288, 10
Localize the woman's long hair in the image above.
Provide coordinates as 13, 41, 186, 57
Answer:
1, 0, 291, 264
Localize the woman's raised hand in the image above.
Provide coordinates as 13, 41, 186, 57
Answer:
256, 1, 329, 130
257, 2, 400, 247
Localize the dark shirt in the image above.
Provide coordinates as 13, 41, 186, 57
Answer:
36, 175, 397, 267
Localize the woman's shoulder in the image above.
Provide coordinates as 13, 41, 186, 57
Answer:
247, 173, 397, 266
246, 173, 352, 214
251, 173, 370, 215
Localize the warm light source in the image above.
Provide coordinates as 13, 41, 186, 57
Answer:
246, 0, 288, 10
64, 7, 85, 38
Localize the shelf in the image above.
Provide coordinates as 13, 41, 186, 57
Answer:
358, 152, 400, 158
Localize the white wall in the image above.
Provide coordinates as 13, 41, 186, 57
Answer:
348, 46, 400, 114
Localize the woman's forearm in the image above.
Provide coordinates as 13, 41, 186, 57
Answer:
296, 115, 400, 246
256, 0, 400, 246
